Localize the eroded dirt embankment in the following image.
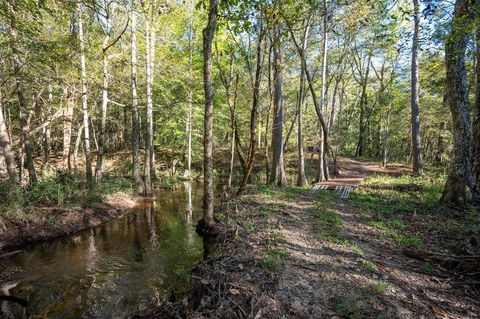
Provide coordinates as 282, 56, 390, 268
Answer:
0, 194, 136, 250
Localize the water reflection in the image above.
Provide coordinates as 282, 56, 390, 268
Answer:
0, 182, 205, 318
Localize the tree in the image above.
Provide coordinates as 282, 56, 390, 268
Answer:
318, 0, 329, 182
78, 3, 93, 187
473, 0, 480, 194
131, 3, 144, 195
7, 0, 37, 186
144, 8, 154, 194
0, 82, 18, 183
238, 11, 267, 194
296, 18, 310, 187
269, 16, 288, 186
202, 0, 218, 227
441, 0, 477, 205
411, 0, 423, 176
184, 2, 195, 179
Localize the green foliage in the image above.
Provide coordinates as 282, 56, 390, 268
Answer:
362, 260, 376, 272
0, 180, 24, 218
0, 172, 134, 218
335, 297, 360, 318
260, 247, 288, 274
309, 191, 345, 244
351, 172, 445, 248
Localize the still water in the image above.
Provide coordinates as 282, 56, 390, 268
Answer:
0, 182, 204, 318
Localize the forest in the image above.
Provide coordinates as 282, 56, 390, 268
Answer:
0, 0, 480, 318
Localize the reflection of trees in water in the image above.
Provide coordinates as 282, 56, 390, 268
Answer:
86, 229, 99, 271
145, 202, 158, 247
1, 184, 207, 318
0, 281, 26, 319
133, 216, 143, 262
184, 182, 195, 251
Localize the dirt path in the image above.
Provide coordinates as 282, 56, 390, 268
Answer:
273, 159, 478, 318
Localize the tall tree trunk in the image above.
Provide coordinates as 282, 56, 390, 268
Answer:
269, 21, 287, 186
131, 5, 144, 195
356, 56, 371, 158
441, 0, 476, 205
411, 0, 424, 176
95, 21, 110, 185
228, 75, 239, 189
296, 24, 309, 187
8, 0, 37, 186
42, 85, 52, 164
0, 90, 18, 182
73, 124, 84, 170
123, 104, 129, 147
184, 8, 194, 179
144, 17, 153, 194
288, 18, 329, 184
238, 18, 266, 194
150, 22, 156, 180
382, 103, 391, 167
473, 0, 480, 194
78, 3, 93, 187
63, 85, 74, 171
202, 0, 217, 227
317, 0, 329, 182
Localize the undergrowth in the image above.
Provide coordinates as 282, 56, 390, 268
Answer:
350, 172, 447, 248
0, 171, 134, 219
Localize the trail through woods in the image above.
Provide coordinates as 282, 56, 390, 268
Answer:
273, 159, 479, 318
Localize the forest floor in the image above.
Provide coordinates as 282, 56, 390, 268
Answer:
146, 157, 480, 319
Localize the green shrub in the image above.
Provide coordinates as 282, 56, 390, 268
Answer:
0, 180, 24, 217
26, 175, 84, 207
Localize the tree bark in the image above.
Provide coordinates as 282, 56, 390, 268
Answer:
317, 1, 329, 182
63, 85, 74, 171
131, 4, 144, 195
473, 0, 480, 194
0, 89, 18, 182
296, 24, 309, 187
356, 56, 371, 158
42, 85, 53, 164
441, 0, 476, 205
95, 14, 111, 186
202, 0, 217, 227
78, 3, 93, 187
269, 21, 287, 186
411, 0, 424, 176
8, 0, 37, 186
144, 16, 154, 194
228, 75, 239, 189
287, 20, 329, 185
184, 6, 194, 179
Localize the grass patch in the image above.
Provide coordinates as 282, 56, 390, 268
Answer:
335, 297, 360, 318
309, 191, 345, 244
260, 247, 288, 274
350, 172, 446, 248
362, 260, 376, 272
369, 280, 393, 294
260, 230, 289, 274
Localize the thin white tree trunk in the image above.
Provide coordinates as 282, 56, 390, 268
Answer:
184, 6, 194, 178
144, 17, 153, 194
78, 3, 93, 186
95, 13, 110, 185
63, 85, 74, 171
317, 0, 328, 182
131, 4, 143, 194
